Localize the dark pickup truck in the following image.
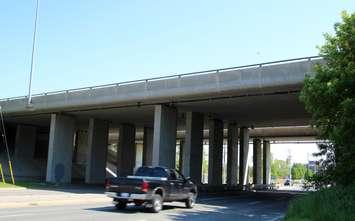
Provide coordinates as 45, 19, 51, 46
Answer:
105, 166, 198, 213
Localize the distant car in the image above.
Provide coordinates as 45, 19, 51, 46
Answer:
284, 179, 291, 186
105, 166, 198, 213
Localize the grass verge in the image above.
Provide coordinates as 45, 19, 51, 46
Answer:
284, 185, 355, 221
0, 182, 19, 188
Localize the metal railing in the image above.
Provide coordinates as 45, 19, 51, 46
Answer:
0, 56, 322, 102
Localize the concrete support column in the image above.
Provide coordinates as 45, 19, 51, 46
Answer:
46, 114, 75, 183
182, 112, 204, 183
263, 140, 271, 185
85, 119, 109, 184
253, 138, 262, 185
239, 127, 249, 185
73, 130, 88, 164
152, 105, 177, 168
208, 119, 223, 185
14, 125, 37, 159
179, 139, 184, 171
117, 124, 136, 176
142, 127, 154, 166
227, 123, 238, 186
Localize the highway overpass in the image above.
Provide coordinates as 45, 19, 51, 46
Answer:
0, 56, 322, 187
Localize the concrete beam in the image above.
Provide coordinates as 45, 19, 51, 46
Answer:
253, 138, 262, 184
208, 119, 223, 185
117, 124, 136, 176
182, 112, 204, 183
85, 119, 109, 184
46, 114, 75, 183
14, 125, 37, 159
239, 127, 249, 185
152, 105, 177, 168
227, 123, 238, 186
142, 127, 154, 166
263, 140, 271, 185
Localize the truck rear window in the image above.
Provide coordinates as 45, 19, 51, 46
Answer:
135, 167, 168, 177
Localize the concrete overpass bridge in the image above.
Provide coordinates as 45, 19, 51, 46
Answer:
0, 56, 322, 187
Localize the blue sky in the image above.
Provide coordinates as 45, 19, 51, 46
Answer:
1, 1, 354, 99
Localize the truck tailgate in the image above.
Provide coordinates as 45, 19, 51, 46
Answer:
107, 177, 144, 194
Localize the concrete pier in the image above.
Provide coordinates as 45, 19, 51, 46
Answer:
227, 123, 238, 186
46, 114, 75, 183
263, 140, 271, 185
208, 119, 223, 185
85, 119, 109, 184
14, 125, 37, 159
253, 138, 262, 185
117, 124, 136, 176
152, 105, 177, 168
181, 112, 204, 183
239, 127, 249, 185
142, 127, 154, 166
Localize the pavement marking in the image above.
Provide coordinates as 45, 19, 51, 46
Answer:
248, 200, 262, 205
198, 196, 241, 202
0, 213, 35, 218
0, 197, 111, 209
268, 214, 285, 221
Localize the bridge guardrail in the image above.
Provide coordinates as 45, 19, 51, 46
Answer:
0, 56, 322, 102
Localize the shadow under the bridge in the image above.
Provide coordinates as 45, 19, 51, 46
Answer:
84, 192, 294, 221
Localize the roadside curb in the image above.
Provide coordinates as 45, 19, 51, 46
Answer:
0, 187, 27, 191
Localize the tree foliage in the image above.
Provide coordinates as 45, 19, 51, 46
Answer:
291, 163, 307, 180
271, 159, 290, 179
300, 11, 355, 186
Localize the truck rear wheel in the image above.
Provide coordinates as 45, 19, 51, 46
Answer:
115, 200, 127, 210
185, 192, 196, 208
150, 194, 163, 213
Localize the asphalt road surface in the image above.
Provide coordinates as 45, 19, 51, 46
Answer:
0, 193, 292, 221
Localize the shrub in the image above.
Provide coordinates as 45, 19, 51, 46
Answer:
284, 185, 355, 221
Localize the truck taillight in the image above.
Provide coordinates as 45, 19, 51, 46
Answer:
141, 181, 149, 192
105, 179, 111, 188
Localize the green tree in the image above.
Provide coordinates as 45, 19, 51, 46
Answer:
300, 11, 355, 186
271, 159, 290, 179
291, 163, 307, 180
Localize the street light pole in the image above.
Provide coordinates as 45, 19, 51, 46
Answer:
28, 0, 39, 106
